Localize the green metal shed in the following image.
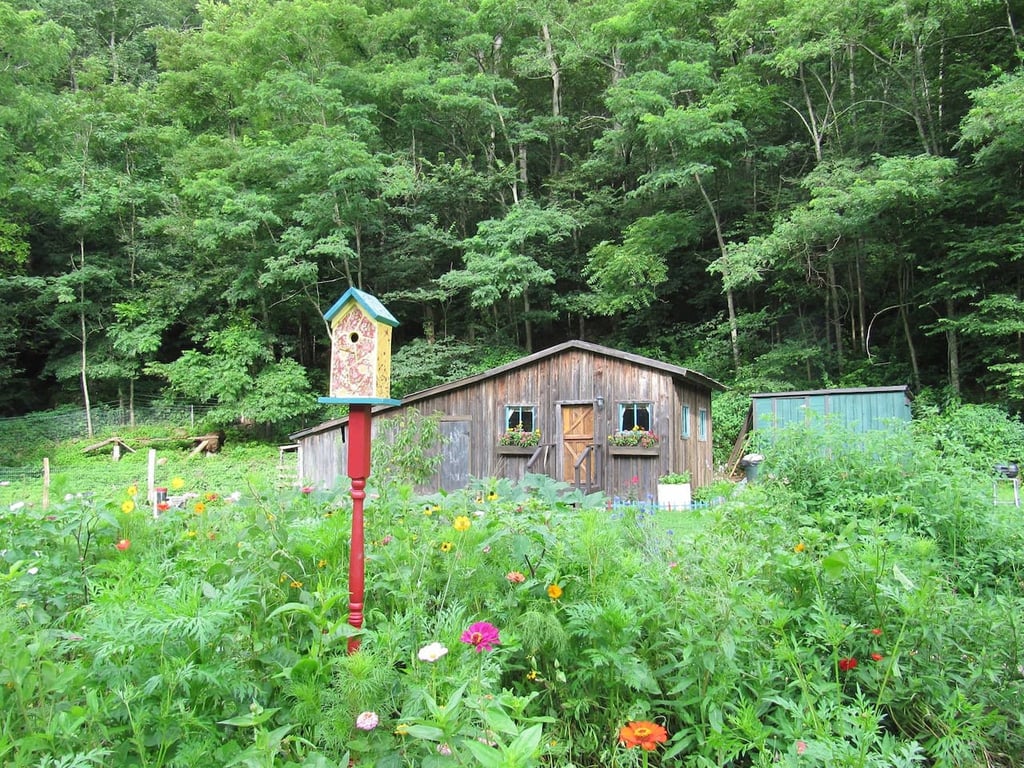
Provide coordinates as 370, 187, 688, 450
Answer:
751, 386, 913, 433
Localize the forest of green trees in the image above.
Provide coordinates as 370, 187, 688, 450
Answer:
1, 0, 1022, 426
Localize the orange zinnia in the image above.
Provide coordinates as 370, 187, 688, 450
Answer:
619, 720, 668, 751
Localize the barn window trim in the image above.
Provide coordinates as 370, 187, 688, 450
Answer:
505, 405, 536, 432
681, 405, 691, 439
698, 407, 708, 441
618, 402, 653, 432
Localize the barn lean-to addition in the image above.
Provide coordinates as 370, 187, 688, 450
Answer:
291, 340, 725, 500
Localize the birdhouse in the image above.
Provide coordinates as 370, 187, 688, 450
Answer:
318, 287, 401, 405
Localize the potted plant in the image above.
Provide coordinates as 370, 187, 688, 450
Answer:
657, 471, 691, 508
498, 426, 541, 454
608, 428, 660, 455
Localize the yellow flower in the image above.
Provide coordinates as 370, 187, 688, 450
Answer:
453, 516, 471, 532
526, 670, 539, 681
194, 502, 206, 515
394, 724, 409, 736
121, 500, 135, 514
290, 580, 303, 588
317, 559, 327, 568
547, 584, 563, 600
423, 506, 433, 516
487, 492, 498, 501
794, 542, 806, 553
127, 485, 138, 497
170, 477, 185, 490
440, 541, 453, 553
186, 530, 197, 538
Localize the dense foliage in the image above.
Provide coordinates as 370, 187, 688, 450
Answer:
1, 0, 1022, 422
2, 409, 1023, 766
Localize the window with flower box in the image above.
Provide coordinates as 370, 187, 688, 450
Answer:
498, 405, 540, 452
608, 402, 659, 454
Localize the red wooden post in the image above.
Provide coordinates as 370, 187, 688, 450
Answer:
346, 404, 373, 653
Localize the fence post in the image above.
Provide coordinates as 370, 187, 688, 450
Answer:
42, 458, 50, 511
147, 449, 156, 504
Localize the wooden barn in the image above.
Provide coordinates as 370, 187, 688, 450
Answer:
291, 340, 725, 499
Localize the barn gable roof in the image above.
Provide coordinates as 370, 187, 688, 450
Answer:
291, 340, 724, 440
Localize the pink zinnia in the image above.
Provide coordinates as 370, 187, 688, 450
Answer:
460, 621, 500, 652
796, 740, 807, 755
506, 571, 526, 583
355, 711, 379, 731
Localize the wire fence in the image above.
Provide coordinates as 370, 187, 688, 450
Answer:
0, 402, 216, 471
0, 403, 214, 443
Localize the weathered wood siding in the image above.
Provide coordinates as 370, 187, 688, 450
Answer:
292, 342, 720, 498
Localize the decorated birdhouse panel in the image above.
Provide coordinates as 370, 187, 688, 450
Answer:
329, 304, 381, 399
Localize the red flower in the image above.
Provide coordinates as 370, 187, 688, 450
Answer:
619, 721, 669, 751
115, 539, 131, 551
870, 628, 883, 636
871, 652, 884, 662
460, 621, 500, 652
838, 657, 858, 671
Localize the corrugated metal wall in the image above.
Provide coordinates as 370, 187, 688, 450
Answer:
752, 387, 912, 434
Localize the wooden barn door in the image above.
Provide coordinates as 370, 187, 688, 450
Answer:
439, 419, 470, 490
561, 405, 595, 488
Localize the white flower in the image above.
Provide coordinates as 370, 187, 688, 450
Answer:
27, 567, 38, 575
417, 642, 449, 662
10, 501, 25, 511
437, 743, 453, 756
355, 711, 379, 731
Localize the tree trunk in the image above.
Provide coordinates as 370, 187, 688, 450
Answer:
542, 23, 562, 174
945, 297, 961, 396
523, 288, 533, 354
693, 173, 740, 371
827, 258, 843, 369
78, 240, 93, 438
895, 267, 921, 392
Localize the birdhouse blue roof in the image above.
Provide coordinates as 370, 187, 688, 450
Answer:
324, 286, 399, 326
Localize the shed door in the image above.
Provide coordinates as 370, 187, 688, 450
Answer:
561, 405, 595, 486
439, 420, 470, 490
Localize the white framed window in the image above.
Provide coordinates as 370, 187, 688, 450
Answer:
681, 405, 691, 439
505, 405, 536, 432
698, 407, 708, 441
618, 402, 653, 432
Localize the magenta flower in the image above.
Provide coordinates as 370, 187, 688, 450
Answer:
460, 621, 500, 652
